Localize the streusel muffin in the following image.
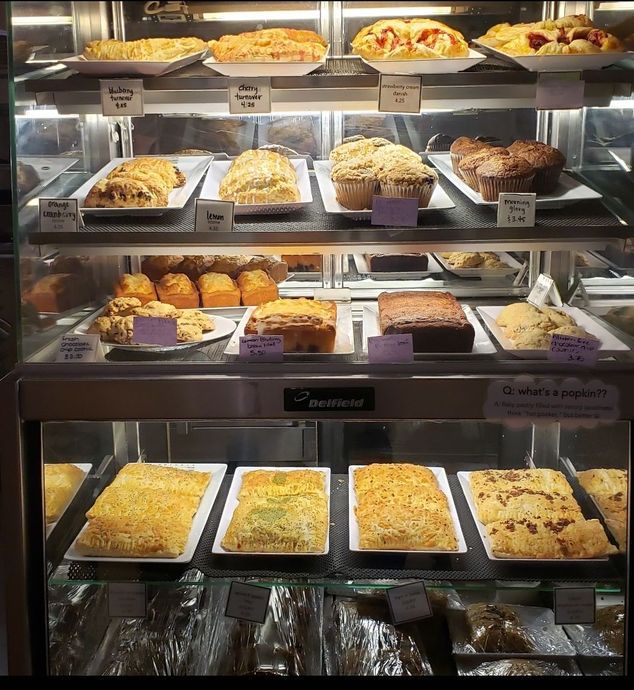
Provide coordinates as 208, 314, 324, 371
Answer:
330, 157, 378, 210
377, 159, 438, 207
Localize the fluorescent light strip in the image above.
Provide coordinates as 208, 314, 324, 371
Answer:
201, 10, 319, 21
12, 16, 73, 26
598, 2, 634, 9
343, 6, 452, 18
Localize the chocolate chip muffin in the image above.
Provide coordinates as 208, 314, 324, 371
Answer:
449, 137, 492, 176
458, 147, 510, 191
507, 140, 566, 194
475, 155, 535, 202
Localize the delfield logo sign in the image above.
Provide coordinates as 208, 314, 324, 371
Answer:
284, 387, 375, 412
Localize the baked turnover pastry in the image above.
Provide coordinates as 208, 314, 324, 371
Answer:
378, 291, 475, 353
353, 463, 458, 551
83, 37, 206, 61
352, 18, 469, 59
244, 298, 337, 353
470, 469, 573, 495
578, 468, 627, 552
45, 463, 86, 523
221, 469, 329, 553
208, 28, 327, 62
75, 463, 211, 558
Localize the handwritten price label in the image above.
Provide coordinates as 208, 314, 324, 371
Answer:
56, 334, 102, 363
386, 582, 432, 624
497, 193, 536, 227
228, 77, 271, 114
239, 335, 283, 361
368, 334, 414, 364
100, 79, 144, 117
195, 199, 234, 232
548, 333, 600, 366
378, 74, 422, 113
225, 582, 271, 624
39, 198, 80, 233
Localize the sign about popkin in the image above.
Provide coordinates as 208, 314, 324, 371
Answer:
100, 79, 144, 117
39, 198, 80, 232
228, 78, 271, 114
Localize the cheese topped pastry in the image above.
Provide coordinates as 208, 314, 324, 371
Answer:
239, 469, 325, 498
45, 463, 86, 523
470, 469, 573, 496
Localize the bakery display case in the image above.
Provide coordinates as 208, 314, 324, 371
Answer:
2, 0, 634, 676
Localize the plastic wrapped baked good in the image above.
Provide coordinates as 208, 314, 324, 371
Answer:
325, 592, 433, 675
199, 583, 323, 675
464, 659, 578, 676
465, 603, 534, 653
566, 604, 625, 656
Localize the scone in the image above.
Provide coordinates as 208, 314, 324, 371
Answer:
176, 321, 203, 342
101, 297, 142, 317
131, 300, 180, 319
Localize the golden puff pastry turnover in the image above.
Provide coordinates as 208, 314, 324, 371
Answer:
208, 28, 327, 62
354, 463, 438, 495
486, 517, 617, 559
577, 468, 627, 496
83, 37, 206, 61
45, 463, 86, 523
470, 469, 573, 496
114, 462, 211, 498
351, 18, 469, 60
84, 177, 165, 209
109, 158, 185, 189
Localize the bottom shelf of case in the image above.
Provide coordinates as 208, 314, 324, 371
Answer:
57, 474, 624, 585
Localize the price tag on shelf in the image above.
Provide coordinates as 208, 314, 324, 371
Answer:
314, 288, 351, 302
39, 198, 80, 233
100, 79, 144, 117
497, 193, 536, 228
386, 582, 432, 624
195, 199, 234, 232
239, 335, 284, 362
548, 333, 600, 366
536, 72, 584, 110
527, 273, 562, 307
225, 581, 271, 624
132, 316, 178, 346
108, 583, 147, 618
55, 334, 103, 363
228, 77, 271, 114
378, 74, 422, 114
368, 334, 414, 364
371, 195, 418, 227
554, 587, 595, 625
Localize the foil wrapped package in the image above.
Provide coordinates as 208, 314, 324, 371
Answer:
565, 604, 625, 657
199, 582, 323, 675
462, 659, 580, 676
324, 592, 433, 676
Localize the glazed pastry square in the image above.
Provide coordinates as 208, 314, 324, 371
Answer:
238, 469, 325, 498
221, 494, 328, 553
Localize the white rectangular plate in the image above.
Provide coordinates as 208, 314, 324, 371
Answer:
348, 465, 467, 553
458, 470, 608, 562
66, 462, 227, 563
432, 251, 523, 278
428, 153, 601, 208
476, 305, 630, 359
314, 159, 454, 218
212, 466, 331, 555
200, 158, 312, 215
363, 304, 497, 357
353, 253, 443, 280
74, 309, 237, 352
46, 463, 92, 537
360, 48, 487, 74
72, 155, 213, 216
224, 303, 355, 357
18, 157, 79, 206
59, 50, 207, 77
202, 47, 329, 77
473, 41, 632, 72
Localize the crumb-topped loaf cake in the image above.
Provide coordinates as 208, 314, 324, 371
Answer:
378, 291, 475, 352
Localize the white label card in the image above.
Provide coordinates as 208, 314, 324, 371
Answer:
108, 583, 147, 618
378, 74, 422, 114
314, 288, 351, 302
55, 334, 103, 363
548, 333, 600, 366
100, 79, 144, 117
228, 77, 271, 114
554, 587, 595, 625
536, 72, 584, 111
239, 335, 284, 362
527, 273, 562, 307
39, 198, 80, 233
225, 581, 271, 624
195, 199, 235, 232
386, 582, 432, 624
497, 193, 536, 228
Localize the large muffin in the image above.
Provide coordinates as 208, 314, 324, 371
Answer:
371, 143, 421, 173
458, 147, 510, 191
329, 137, 392, 164
476, 155, 535, 202
507, 140, 566, 194
449, 137, 491, 176
330, 156, 378, 210
376, 159, 438, 207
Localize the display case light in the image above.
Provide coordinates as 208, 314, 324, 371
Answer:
12, 16, 73, 26
597, 2, 634, 9
343, 6, 452, 18
201, 9, 319, 21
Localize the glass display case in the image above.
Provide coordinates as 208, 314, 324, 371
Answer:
2, 0, 633, 677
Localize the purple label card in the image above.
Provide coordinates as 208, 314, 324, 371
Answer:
536, 73, 584, 110
548, 333, 600, 366
239, 335, 284, 362
132, 316, 178, 346
368, 334, 414, 364
371, 195, 419, 227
